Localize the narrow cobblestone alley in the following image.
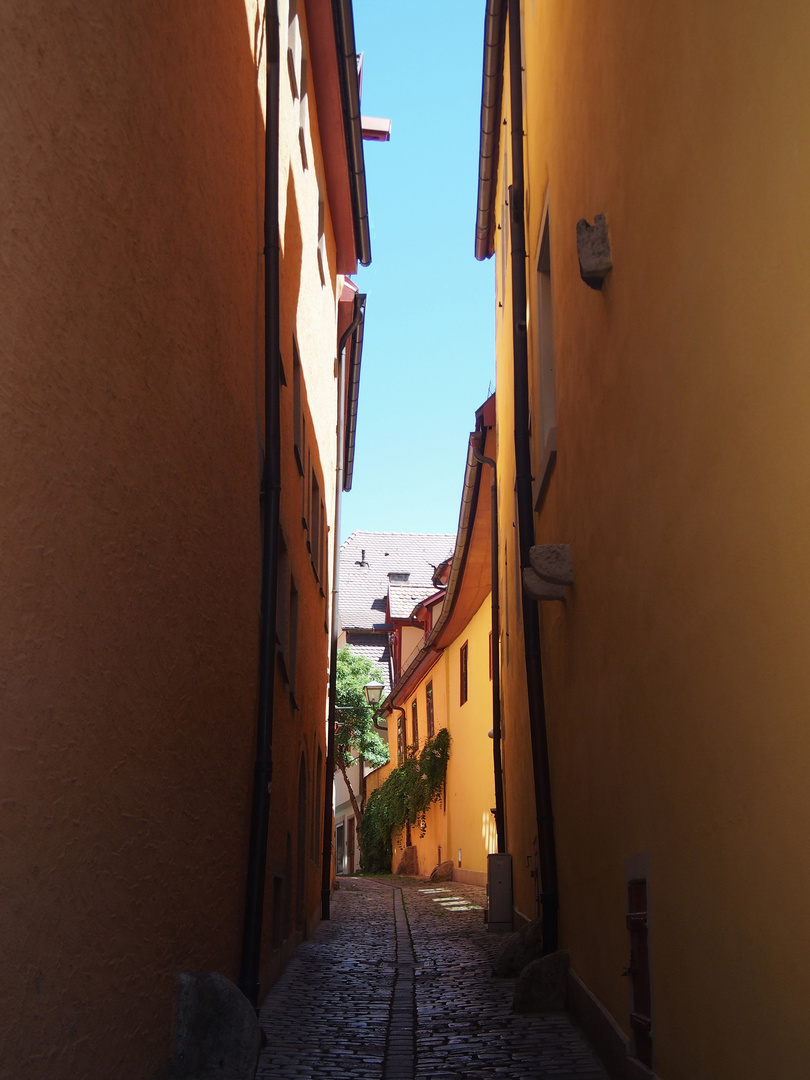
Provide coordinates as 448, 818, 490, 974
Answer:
257, 877, 608, 1080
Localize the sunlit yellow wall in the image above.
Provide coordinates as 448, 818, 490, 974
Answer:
443, 597, 498, 877
391, 659, 448, 874
494, 2, 810, 1076
401, 598, 496, 880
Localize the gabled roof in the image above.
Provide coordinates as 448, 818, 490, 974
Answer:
339, 531, 456, 631
343, 631, 392, 694
387, 583, 437, 621
383, 395, 496, 709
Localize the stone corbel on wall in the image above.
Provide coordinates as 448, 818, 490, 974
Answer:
576, 214, 611, 289
522, 544, 573, 602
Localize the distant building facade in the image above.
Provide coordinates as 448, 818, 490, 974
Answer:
335, 531, 455, 873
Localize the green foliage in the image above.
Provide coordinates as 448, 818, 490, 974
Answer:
335, 648, 389, 771
358, 728, 451, 874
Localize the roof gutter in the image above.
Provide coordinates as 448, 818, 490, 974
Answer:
333, 0, 372, 267
381, 433, 483, 712
342, 294, 366, 491
475, 0, 508, 261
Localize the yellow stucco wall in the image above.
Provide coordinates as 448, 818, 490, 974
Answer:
398, 597, 496, 880
494, 2, 810, 1077
0, 2, 339, 1074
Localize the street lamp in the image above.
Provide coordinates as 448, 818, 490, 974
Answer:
363, 680, 384, 707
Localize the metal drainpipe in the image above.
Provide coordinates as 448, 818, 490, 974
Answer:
507, 0, 559, 952
321, 296, 364, 920
473, 446, 506, 854
239, 6, 281, 1008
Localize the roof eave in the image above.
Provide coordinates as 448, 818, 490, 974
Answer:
333, 0, 372, 267
474, 0, 508, 262
382, 434, 483, 710
343, 292, 366, 491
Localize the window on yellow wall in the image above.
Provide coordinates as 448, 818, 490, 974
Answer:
426, 681, 434, 738
397, 714, 404, 764
460, 641, 468, 705
411, 699, 418, 748
534, 207, 557, 504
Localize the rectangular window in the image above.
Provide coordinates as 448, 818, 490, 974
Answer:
426, 681, 434, 739
288, 577, 299, 699
411, 699, 419, 749
534, 206, 557, 506
460, 642, 468, 705
271, 876, 284, 950
319, 498, 327, 592
309, 469, 321, 578
312, 746, 323, 860
397, 714, 404, 764
276, 533, 294, 685
292, 339, 304, 475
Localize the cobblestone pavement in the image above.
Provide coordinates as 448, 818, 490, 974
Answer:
257, 876, 609, 1080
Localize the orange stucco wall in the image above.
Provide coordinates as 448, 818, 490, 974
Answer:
1, 2, 338, 1075
494, 2, 810, 1077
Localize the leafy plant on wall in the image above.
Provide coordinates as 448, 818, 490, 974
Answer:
359, 727, 451, 874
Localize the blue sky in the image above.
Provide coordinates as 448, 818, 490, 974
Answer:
342, 2, 495, 541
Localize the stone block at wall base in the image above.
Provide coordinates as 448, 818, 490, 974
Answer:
513, 950, 570, 1013
173, 971, 261, 1080
395, 845, 419, 876
492, 917, 544, 977
430, 859, 454, 881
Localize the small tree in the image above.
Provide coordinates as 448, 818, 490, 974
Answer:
334, 648, 389, 828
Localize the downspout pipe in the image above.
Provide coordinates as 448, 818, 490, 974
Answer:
473, 444, 506, 854
322, 294, 365, 920
239, 6, 281, 1008
507, 0, 559, 952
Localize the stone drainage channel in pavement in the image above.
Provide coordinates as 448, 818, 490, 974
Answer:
257, 876, 608, 1080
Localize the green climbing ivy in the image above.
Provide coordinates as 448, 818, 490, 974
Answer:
359, 727, 451, 874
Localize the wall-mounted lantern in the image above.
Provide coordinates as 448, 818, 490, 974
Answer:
363, 680, 384, 707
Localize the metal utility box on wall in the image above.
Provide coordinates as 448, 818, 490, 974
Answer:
487, 853, 513, 932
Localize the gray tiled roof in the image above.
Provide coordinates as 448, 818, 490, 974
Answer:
343, 632, 392, 694
387, 583, 438, 620
339, 531, 456, 631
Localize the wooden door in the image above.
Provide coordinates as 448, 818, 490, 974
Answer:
347, 817, 355, 875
